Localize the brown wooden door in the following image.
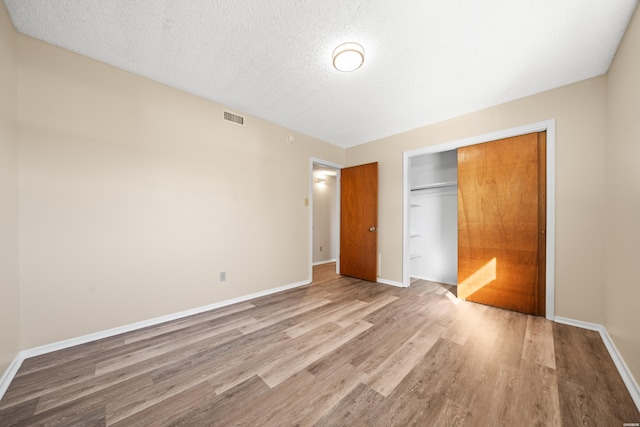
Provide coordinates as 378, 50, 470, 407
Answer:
457, 132, 546, 315
340, 162, 378, 282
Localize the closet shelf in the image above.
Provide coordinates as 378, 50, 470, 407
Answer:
410, 181, 457, 191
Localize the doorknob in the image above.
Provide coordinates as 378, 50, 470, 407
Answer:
369, 227, 377, 232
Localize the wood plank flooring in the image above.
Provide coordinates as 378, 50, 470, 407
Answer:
0, 262, 638, 426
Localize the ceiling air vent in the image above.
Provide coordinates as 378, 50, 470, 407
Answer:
223, 110, 245, 126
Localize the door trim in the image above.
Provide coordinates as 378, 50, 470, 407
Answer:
309, 157, 344, 282
402, 119, 556, 320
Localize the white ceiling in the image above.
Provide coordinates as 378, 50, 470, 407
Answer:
4, 0, 637, 148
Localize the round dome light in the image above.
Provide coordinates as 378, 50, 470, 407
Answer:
332, 42, 365, 72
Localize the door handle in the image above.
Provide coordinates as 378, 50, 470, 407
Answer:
369, 227, 377, 232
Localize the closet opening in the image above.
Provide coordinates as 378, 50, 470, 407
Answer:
402, 120, 556, 320
408, 150, 458, 286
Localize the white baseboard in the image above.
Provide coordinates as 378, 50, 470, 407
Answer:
0, 354, 24, 401
312, 259, 337, 266
555, 317, 640, 411
0, 278, 311, 401
377, 277, 406, 288
554, 316, 602, 331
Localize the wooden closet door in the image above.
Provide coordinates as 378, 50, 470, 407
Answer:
457, 132, 545, 315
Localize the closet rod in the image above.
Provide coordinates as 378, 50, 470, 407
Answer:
410, 181, 457, 191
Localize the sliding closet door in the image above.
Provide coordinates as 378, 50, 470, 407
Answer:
457, 132, 546, 315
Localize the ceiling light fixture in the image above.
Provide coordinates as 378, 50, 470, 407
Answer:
332, 42, 365, 72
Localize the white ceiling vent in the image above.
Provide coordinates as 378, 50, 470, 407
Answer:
223, 110, 245, 126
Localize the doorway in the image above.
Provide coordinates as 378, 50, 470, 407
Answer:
310, 158, 342, 281
402, 121, 556, 320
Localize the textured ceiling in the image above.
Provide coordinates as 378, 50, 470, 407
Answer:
3, 0, 638, 148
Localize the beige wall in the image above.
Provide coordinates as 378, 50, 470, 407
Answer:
346, 76, 609, 324
605, 6, 640, 383
0, 4, 20, 374
16, 35, 344, 348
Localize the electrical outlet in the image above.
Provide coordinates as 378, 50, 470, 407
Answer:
220, 271, 226, 282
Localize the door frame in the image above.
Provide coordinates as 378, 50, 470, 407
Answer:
309, 157, 344, 281
402, 119, 556, 320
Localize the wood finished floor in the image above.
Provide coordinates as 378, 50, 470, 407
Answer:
1, 263, 638, 426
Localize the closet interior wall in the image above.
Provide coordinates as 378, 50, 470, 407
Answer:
409, 150, 458, 285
